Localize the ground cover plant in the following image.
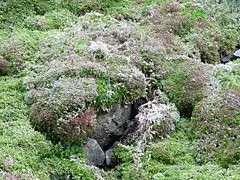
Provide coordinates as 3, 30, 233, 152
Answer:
0, 0, 240, 179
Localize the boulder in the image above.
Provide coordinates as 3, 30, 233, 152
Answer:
91, 103, 132, 149
221, 54, 232, 63
105, 141, 119, 166
84, 138, 105, 166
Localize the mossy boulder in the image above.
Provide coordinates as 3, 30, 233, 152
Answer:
22, 14, 178, 143
25, 58, 146, 142
28, 77, 98, 142
23, 29, 147, 142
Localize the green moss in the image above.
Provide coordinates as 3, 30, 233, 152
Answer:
0, 0, 56, 29
148, 134, 194, 165
183, 8, 206, 22
100, 127, 240, 179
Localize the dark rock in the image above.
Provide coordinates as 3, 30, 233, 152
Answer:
221, 53, 233, 63
221, 45, 240, 63
84, 138, 105, 166
91, 103, 132, 149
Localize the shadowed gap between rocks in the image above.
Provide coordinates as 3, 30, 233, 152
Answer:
84, 98, 147, 168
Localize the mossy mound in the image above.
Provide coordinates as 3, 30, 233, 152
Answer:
0, 77, 95, 179
192, 89, 240, 167
157, 59, 211, 117
24, 59, 146, 142
190, 59, 240, 167
23, 17, 151, 142
1, 0, 240, 178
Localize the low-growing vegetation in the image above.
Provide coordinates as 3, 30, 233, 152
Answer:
0, 0, 240, 179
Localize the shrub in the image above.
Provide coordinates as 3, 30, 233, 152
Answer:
213, 60, 240, 90
142, 3, 188, 35
194, 89, 240, 125
0, 29, 47, 71
188, 26, 239, 64
182, 0, 240, 64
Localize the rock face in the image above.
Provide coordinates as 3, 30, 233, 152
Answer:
91, 104, 132, 149
84, 138, 105, 166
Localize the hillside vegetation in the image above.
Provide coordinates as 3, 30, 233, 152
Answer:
0, 0, 240, 179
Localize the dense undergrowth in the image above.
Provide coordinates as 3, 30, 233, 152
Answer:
0, 0, 240, 179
